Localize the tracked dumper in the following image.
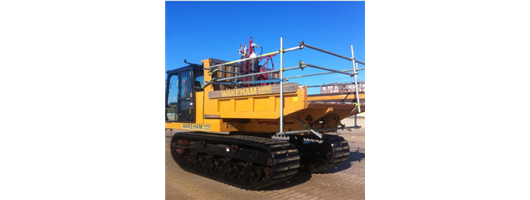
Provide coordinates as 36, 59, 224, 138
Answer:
166, 38, 365, 189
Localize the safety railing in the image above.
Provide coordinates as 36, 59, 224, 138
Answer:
203, 38, 365, 138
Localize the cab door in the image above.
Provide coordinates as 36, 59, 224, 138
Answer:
177, 70, 193, 122
166, 72, 179, 122
166, 68, 194, 123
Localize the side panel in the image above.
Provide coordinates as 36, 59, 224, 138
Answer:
203, 89, 306, 119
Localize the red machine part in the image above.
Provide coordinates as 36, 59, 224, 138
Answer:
238, 37, 278, 86
257, 55, 276, 85
248, 37, 253, 56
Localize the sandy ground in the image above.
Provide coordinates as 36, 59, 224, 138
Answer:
165, 118, 365, 200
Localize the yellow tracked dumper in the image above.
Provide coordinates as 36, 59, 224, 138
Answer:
166, 37, 365, 189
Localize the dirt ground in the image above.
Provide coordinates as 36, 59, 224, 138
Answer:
165, 118, 365, 200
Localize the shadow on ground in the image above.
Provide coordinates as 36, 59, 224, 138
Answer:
257, 169, 313, 191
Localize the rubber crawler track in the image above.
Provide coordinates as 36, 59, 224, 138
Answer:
281, 134, 350, 173
305, 134, 350, 173
170, 132, 301, 190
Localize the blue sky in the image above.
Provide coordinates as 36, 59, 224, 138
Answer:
166, 1, 364, 94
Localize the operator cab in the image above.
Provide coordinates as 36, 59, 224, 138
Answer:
165, 63, 204, 122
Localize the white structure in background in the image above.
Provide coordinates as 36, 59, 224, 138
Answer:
320, 81, 365, 94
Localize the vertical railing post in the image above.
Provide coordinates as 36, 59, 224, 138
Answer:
351, 45, 361, 113
279, 37, 284, 134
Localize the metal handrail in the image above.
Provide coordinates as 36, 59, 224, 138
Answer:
204, 38, 365, 138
